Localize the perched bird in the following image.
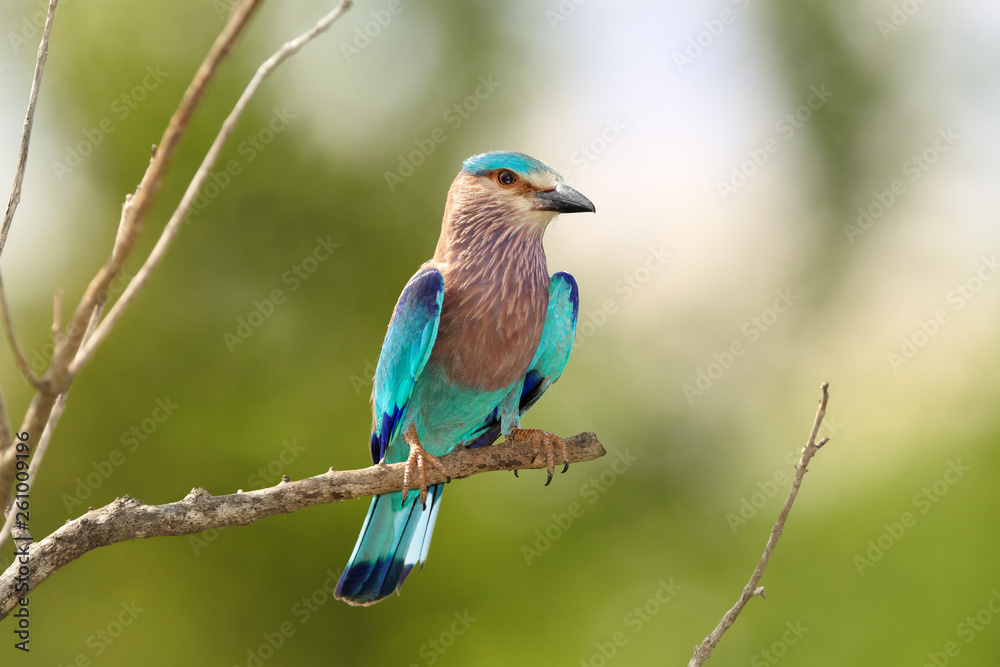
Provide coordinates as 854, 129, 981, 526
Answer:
335, 151, 595, 606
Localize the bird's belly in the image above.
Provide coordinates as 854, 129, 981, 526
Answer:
444, 323, 539, 390
398, 363, 513, 458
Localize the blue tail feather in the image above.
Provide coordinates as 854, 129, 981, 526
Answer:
335, 485, 444, 606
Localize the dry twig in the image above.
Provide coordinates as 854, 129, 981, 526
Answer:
689, 383, 831, 666
0, 272, 42, 389
0, 0, 59, 258
72, 0, 355, 373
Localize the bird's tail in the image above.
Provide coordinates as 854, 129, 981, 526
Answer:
334, 485, 444, 606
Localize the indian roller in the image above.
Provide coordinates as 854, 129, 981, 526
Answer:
334, 151, 595, 606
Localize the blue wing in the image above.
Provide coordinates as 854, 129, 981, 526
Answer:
466, 271, 579, 448
369, 267, 444, 464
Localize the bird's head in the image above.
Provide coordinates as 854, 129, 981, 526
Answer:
441, 152, 595, 240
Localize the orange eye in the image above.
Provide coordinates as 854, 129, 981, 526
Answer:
496, 169, 517, 187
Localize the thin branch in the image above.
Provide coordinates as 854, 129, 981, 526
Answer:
0, 0, 268, 506
0, 431, 606, 620
51, 288, 63, 340
0, 272, 42, 389
72, 0, 355, 374
0, 394, 65, 553
0, 0, 59, 259
689, 383, 831, 667
0, 388, 10, 473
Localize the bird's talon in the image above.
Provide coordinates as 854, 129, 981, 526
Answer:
402, 425, 450, 506
508, 427, 569, 487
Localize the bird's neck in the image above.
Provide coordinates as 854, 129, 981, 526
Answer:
427, 207, 551, 391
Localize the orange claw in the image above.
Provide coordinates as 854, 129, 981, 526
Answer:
402, 425, 450, 508
508, 427, 569, 485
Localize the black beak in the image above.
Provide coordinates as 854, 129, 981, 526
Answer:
533, 183, 596, 214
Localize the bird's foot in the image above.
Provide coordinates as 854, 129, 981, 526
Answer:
508, 428, 569, 486
402, 425, 450, 509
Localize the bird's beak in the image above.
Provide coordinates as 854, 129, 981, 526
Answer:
532, 183, 596, 214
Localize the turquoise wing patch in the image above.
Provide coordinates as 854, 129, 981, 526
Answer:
369, 268, 444, 463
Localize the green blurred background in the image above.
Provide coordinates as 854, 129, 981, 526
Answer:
2, 0, 999, 664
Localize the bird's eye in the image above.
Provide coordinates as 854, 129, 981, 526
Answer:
496, 169, 517, 187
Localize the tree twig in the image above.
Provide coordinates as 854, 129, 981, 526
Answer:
689, 383, 831, 666
71, 0, 355, 374
0, 0, 270, 507
0, 0, 59, 259
0, 394, 65, 553
0, 272, 42, 389
0, 431, 606, 620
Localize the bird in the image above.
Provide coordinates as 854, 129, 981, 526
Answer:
334, 151, 595, 606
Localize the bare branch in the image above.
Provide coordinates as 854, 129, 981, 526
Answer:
0, 0, 270, 506
0, 395, 65, 553
72, 0, 355, 374
689, 383, 831, 667
0, 0, 59, 258
0, 388, 10, 470
0, 272, 42, 389
0, 431, 606, 620
51, 288, 63, 340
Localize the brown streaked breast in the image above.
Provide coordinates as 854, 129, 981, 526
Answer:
430, 253, 549, 392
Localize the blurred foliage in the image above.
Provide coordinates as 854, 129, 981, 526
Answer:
0, 0, 998, 665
